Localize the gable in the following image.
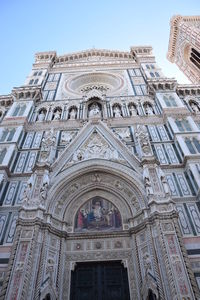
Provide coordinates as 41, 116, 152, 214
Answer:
51, 120, 141, 178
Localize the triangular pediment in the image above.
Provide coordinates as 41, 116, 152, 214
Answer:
51, 120, 141, 178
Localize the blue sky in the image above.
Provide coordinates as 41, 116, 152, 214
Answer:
0, 0, 199, 95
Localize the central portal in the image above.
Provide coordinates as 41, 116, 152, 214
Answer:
70, 261, 130, 300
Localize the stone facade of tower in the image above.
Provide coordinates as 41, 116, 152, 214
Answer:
167, 15, 200, 84
0, 47, 200, 299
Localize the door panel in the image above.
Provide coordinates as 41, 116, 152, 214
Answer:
70, 261, 130, 300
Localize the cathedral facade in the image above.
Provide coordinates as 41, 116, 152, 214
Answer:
0, 46, 200, 299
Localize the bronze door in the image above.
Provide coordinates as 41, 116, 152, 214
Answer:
70, 261, 130, 300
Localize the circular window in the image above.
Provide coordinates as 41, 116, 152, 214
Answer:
64, 72, 124, 96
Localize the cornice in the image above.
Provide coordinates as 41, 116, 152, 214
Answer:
0, 95, 13, 108
176, 84, 200, 96
12, 85, 42, 101
147, 78, 177, 95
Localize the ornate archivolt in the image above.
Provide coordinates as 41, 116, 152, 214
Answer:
47, 163, 146, 229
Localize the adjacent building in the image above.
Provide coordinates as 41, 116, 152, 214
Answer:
0, 45, 200, 299
167, 15, 200, 84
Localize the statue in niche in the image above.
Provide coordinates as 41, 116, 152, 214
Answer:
69, 108, 77, 120
145, 104, 154, 115
22, 174, 35, 206
135, 125, 152, 156
89, 103, 101, 117
37, 110, 46, 122
40, 170, 50, 205
143, 253, 152, 275
143, 168, 153, 196
53, 109, 61, 120
75, 197, 122, 232
191, 102, 199, 113
157, 168, 170, 196
113, 105, 122, 118
40, 129, 56, 164
129, 104, 137, 116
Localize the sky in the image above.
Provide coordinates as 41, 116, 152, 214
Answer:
0, 0, 199, 95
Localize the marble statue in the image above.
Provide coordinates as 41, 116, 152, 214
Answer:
158, 168, 170, 195
113, 106, 122, 118
145, 104, 154, 115
22, 174, 35, 206
53, 109, 61, 120
69, 108, 77, 120
40, 170, 50, 204
89, 103, 100, 117
129, 105, 137, 116
37, 110, 46, 122
143, 168, 153, 196
40, 129, 56, 164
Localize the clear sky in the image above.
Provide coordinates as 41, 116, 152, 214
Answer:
0, 0, 199, 95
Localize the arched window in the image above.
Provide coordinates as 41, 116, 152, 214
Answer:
0, 129, 9, 142
190, 48, 200, 70
163, 96, 170, 107
169, 96, 177, 106
38, 71, 42, 76
34, 79, 39, 84
29, 79, 34, 85
185, 138, 196, 154
146, 64, 150, 69
0, 148, 6, 164
155, 72, 160, 77
175, 119, 191, 132
18, 105, 26, 116
13, 105, 20, 116
150, 72, 155, 77
150, 64, 155, 69
193, 138, 200, 153
43, 294, 51, 300
147, 289, 157, 300
7, 129, 16, 141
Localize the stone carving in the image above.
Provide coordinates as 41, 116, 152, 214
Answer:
40, 170, 50, 205
143, 167, 153, 196
40, 129, 56, 164
91, 173, 101, 183
89, 103, 101, 117
71, 132, 120, 163
60, 131, 76, 145
135, 125, 152, 156
113, 105, 122, 118
115, 128, 130, 140
157, 168, 170, 196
